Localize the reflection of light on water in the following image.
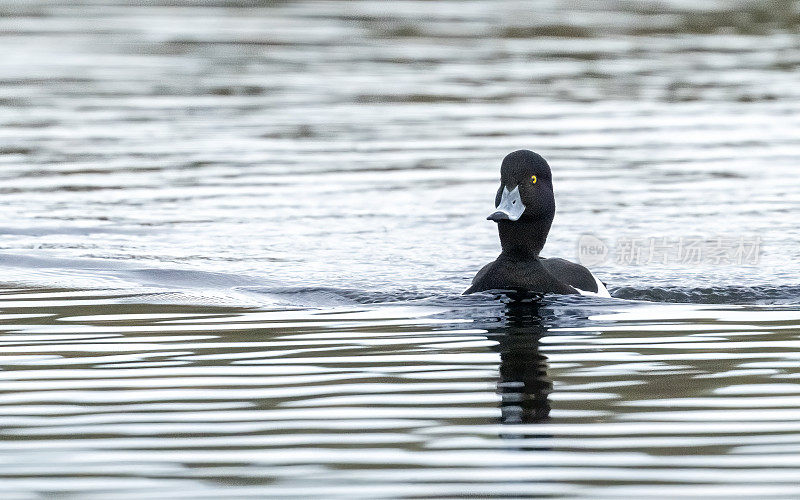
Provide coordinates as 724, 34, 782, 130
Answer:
1, 0, 800, 496
1, 285, 800, 495
1, 2, 800, 298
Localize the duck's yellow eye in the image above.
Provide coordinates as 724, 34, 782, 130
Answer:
531, 175, 537, 184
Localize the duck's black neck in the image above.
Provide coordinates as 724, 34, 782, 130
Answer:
497, 216, 552, 259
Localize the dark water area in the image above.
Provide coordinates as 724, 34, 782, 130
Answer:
2, 0, 800, 498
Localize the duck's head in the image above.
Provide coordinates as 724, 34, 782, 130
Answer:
488, 150, 555, 223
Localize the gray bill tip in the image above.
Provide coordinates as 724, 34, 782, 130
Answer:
488, 186, 525, 222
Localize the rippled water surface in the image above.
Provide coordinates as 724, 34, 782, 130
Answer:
2, 0, 800, 498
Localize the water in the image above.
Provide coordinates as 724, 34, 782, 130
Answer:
2, 0, 800, 497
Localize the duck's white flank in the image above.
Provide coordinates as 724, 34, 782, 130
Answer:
575, 272, 611, 298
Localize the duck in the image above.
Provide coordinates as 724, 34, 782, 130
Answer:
464, 150, 610, 298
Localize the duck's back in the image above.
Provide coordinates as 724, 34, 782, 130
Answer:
540, 257, 610, 297
464, 256, 577, 295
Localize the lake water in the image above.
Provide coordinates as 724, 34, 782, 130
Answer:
1, 0, 800, 498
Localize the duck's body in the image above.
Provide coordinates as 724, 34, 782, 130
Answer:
465, 255, 608, 297
465, 150, 610, 298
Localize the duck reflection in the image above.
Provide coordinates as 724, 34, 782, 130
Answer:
485, 301, 552, 424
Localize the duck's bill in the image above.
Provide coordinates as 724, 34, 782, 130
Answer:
488, 186, 526, 222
